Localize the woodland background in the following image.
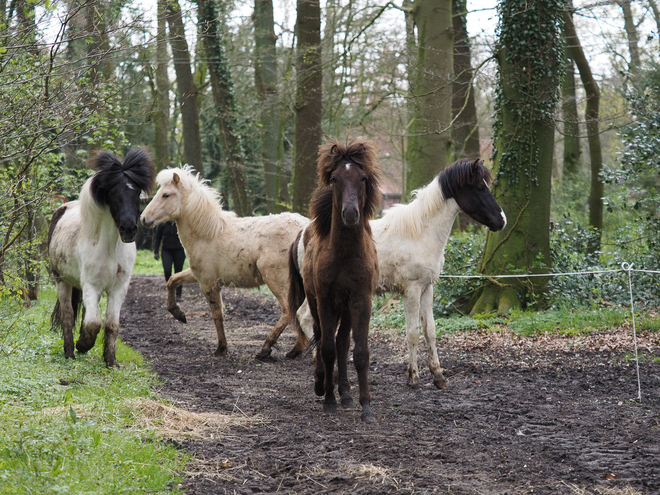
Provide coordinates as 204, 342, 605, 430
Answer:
1, 0, 659, 316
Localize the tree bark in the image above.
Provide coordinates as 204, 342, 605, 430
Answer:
401, 0, 415, 203
648, 0, 660, 36
198, 0, 251, 216
618, 0, 641, 79
254, 0, 279, 213
468, 0, 562, 315
153, 0, 171, 170
166, 0, 204, 176
406, 0, 453, 194
292, 0, 322, 215
451, 0, 479, 160
561, 54, 580, 177
564, 10, 603, 253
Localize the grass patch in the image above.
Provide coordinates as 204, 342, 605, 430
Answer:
133, 249, 189, 276
507, 307, 628, 337
0, 290, 186, 494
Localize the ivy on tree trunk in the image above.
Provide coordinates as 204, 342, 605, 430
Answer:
467, 0, 564, 315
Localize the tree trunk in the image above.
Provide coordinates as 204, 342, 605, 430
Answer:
167, 0, 204, 176
406, 0, 453, 194
402, 0, 415, 203
254, 0, 279, 213
451, 0, 480, 160
561, 54, 580, 177
564, 10, 603, 253
198, 0, 251, 216
468, 0, 562, 315
648, 0, 660, 36
618, 0, 641, 79
292, 0, 322, 214
153, 0, 171, 170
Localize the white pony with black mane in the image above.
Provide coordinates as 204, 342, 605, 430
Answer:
140, 166, 310, 360
49, 149, 155, 367
293, 158, 507, 389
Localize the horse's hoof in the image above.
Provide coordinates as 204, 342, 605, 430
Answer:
214, 346, 227, 357
105, 359, 120, 369
341, 397, 354, 408
255, 348, 272, 361
323, 402, 337, 413
433, 376, 447, 390
76, 342, 92, 353
64, 353, 75, 360
169, 307, 187, 323
285, 348, 302, 359
361, 405, 375, 423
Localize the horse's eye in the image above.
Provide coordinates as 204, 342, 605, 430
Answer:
162, 193, 170, 199
330, 176, 337, 184
361, 176, 367, 182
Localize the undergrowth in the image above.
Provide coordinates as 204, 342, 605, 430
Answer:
0, 290, 186, 494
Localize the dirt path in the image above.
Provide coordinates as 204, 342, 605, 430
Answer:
121, 276, 660, 494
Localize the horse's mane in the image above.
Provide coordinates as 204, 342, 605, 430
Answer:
89, 148, 155, 207
438, 158, 492, 199
311, 137, 382, 239
156, 166, 231, 239
380, 158, 492, 239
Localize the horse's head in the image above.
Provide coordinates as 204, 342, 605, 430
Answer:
438, 158, 507, 232
90, 148, 155, 243
316, 138, 382, 228
141, 169, 186, 229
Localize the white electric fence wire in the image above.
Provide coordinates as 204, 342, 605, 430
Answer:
437, 263, 659, 402
622, 263, 643, 401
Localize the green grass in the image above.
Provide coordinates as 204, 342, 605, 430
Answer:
0, 290, 186, 494
372, 294, 660, 339
132, 249, 189, 276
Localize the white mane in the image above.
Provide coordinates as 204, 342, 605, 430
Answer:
156, 166, 232, 239
78, 178, 107, 235
379, 176, 445, 239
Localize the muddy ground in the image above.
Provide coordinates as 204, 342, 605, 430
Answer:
121, 276, 660, 494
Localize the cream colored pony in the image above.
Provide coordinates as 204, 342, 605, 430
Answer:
140, 167, 310, 360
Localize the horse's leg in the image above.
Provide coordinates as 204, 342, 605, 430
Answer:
336, 311, 353, 407
56, 282, 75, 359
256, 284, 293, 360
351, 295, 375, 423
76, 285, 102, 354
308, 294, 326, 397
166, 269, 197, 323
317, 298, 340, 413
203, 283, 227, 356
402, 285, 423, 389
420, 284, 447, 389
101, 281, 132, 368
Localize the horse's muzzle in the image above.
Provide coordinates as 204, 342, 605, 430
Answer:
119, 224, 138, 243
341, 208, 360, 227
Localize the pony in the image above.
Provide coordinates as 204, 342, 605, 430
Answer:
140, 166, 310, 360
48, 148, 155, 367
288, 137, 382, 422
293, 158, 507, 389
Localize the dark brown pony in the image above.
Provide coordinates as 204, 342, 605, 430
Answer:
289, 137, 382, 422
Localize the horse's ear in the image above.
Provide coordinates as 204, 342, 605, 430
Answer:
331, 144, 338, 155
172, 173, 181, 186
471, 158, 482, 170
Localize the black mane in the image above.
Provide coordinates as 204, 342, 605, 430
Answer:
438, 158, 492, 199
89, 148, 155, 206
309, 186, 334, 239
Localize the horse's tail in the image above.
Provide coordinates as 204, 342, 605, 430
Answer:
50, 287, 83, 334
288, 230, 307, 345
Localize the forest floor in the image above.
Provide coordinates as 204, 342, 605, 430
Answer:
121, 276, 660, 495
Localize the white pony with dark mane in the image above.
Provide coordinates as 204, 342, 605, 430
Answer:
140, 166, 310, 360
49, 149, 155, 367
293, 158, 506, 389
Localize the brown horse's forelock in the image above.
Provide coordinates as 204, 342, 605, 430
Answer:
311, 138, 382, 238
438, 158, 492, 199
